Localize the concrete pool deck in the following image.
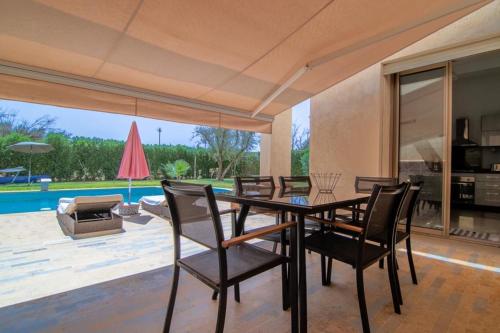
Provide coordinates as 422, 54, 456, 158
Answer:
0, 202, 269, 308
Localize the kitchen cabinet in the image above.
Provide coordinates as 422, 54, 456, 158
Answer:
481, 114, 500, 146
475, 173, 500, 206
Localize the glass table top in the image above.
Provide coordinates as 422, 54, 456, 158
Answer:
217, 187, 369, 209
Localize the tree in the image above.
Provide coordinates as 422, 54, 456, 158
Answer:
160, 159, 191, 179
291, 124, 310, 151
0, 108, 58, 139
193, 127, 258, 180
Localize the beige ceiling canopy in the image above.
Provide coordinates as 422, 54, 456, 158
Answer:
0, 0, 490, 133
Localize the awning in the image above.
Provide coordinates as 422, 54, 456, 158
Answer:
0, 0, 490, 133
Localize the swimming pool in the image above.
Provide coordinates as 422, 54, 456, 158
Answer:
0, 186, 229, 214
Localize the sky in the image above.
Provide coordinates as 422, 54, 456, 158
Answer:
0, 99, 310, 146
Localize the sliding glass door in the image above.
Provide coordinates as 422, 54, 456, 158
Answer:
398, 67, 447, 230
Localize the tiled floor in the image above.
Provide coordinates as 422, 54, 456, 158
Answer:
0, 203, 267, 308
0, 208, 499, 332
451, 208, 500, 243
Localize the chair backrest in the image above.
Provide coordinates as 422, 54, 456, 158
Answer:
355, 176, 399, 194
398, 182, 422, 233
361, 183, 409, 249
234, 176, 275, 196
161, 180, 224, 250
279, 176, 312, 189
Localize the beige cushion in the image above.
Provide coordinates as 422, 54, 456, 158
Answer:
57, 195, 123, 215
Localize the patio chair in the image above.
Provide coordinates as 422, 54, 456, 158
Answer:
161, 182, 297, 333
140, 182, 237, 221
355, 176, 399, 193
336, 176, 399, 223
333, 180, 422, 285
304, 183, 409, 333
279, 175, 312, 189
277, 176, 324, 252
370, 183, 422, 284
234, 176, 282, 252
56, 194, 123, 237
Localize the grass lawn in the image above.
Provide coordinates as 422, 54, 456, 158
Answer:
0, 179, 234, 192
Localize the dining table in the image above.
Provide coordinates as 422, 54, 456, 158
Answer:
216, 186, 370, 333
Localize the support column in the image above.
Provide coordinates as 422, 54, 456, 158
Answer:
259, 109, 292, 185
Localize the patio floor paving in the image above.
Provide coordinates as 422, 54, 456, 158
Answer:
0, 205, 499, 332
0, 202, 268, 308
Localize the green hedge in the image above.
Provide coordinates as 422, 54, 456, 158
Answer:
0, 133, 260, 181
291, 148, 309, 176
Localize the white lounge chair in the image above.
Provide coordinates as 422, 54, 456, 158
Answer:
139, 195, 170, 218
56, 194, 124, 237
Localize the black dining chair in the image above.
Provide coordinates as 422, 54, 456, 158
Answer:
279, 176, 312, 190
355, 176, 399, 193
336, 176, 399, 223
334, 181, 422, 285
304, 183, 409, 333
278, 176, 324, 253
234, 176, 282, 252
162, 181, 298, 333
370, 183, 422, 284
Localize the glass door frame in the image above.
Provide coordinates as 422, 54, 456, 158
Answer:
392, 61, 453, 237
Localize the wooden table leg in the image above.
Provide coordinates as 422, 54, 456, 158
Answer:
297, 213, 307, 333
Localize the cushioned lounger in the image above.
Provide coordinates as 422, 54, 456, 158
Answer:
139, 195, 170, 219
56, 194, 123, 238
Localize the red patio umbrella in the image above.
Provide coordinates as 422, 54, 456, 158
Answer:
117, 121, 150, 204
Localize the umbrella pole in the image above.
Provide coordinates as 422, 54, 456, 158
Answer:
128, 178, 132, 205
28, 151, 32, 186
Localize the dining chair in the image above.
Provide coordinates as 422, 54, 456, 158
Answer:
234, 176, 282, 252
304, 183, 410, 333
354, 176, 399, 193
279, 176, 312, 189
371, 183, 422, 284
336, 176, 399, 223
334, 181, 422, 285
166, 180, 238, 221
278, 176, 324, 255
161, 181, 298, 333
164, 180, 243, 303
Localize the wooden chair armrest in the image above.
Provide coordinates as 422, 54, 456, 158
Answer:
221, 221, 296, 248
219, 208, 237, 215
305, 216, 364, 234
332, 221, 364, 234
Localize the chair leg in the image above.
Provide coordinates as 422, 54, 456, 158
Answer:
394, 259, 403, 305
387, 255, 401, 314
234, 284, 240, 303
212, 290, 218, 300
378, 243, 384, 269
326, 257, 332, 285
272, 241, 278, 253
406, 238, 418, 285
282, 262, 289, 310
215, 286, 227, 333
356, 267, 370, 333
320, 255, 329, 286
280, 232, 289, 310
163, 264, 180, 333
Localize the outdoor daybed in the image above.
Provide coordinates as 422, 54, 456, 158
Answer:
139, 195, 170, 219
56, 194, 124, 237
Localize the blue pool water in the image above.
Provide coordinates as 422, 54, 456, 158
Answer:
0, 186, 229, 214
